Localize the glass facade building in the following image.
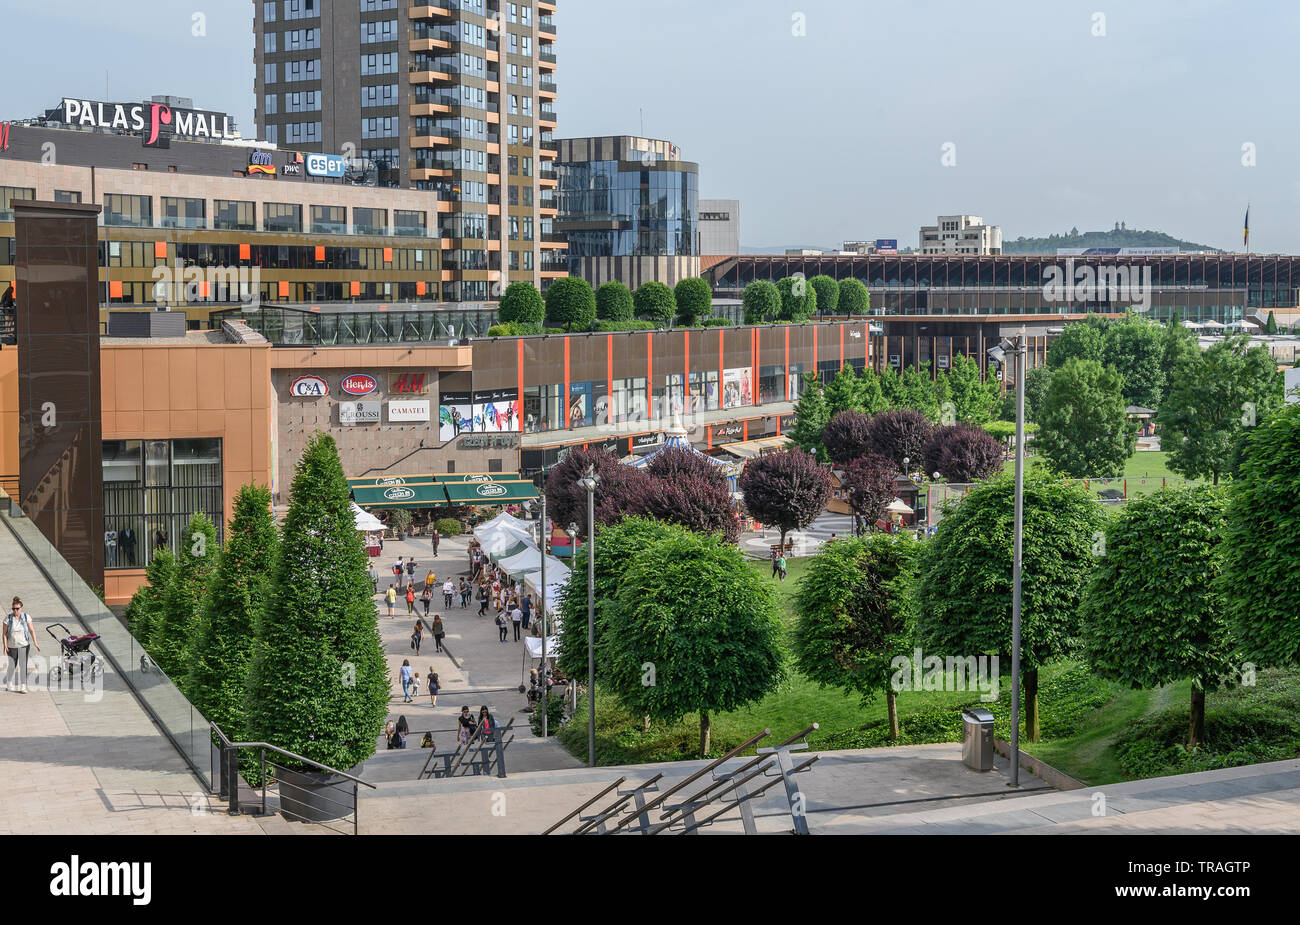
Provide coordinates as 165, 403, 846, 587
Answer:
557, 155, 698, 262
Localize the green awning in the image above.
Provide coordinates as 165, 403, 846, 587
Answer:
351, 482, 449, 508
435, 472, 521, 482
347, 474, 436, 489
441, 480, 538, 504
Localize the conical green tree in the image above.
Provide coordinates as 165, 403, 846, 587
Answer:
150, 512, 220, 683
187, 485, 279, 741
789, 375, 830, 459
126, 548, 176, 651
246, 433, 389, 772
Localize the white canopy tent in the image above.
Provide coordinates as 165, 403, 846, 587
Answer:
351, 502, 385, 532
524, 635, 564, 660
496, 544, 569, 580
1200, 319, 1226, 330
474, 511, 535, 543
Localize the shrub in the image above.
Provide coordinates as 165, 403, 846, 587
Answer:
633, 281, 676, 326
388, 508, 413, 535
544, 276, 597, 331
742, 280, 781, 325
487, 321, 543, 337
529, 694, 566, 737
595, 281, 634, 321
435, 517, 463, 536
700, 316, 732, 327
595, 320, 658, 332
838, 278, 870, 315
674, 277, 712, 326
498, 281, 544, 324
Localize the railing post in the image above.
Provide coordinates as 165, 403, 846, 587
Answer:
226, 745, 240, 816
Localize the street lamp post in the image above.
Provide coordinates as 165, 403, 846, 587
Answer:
989, 332, 1028, 788
577, 464, 600, 768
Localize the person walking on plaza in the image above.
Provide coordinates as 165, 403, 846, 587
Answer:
431, 528, 440, 558
400, 659, 413, 703
428, 671, 439, 707
477, 582, 490, 617
521, 593, 532, 631
410, 672, 421, 703
770, 548, 780, 579
368, 564, 378, 594
510, 602, 523, 642
4, 597, 39, 693
385, 584, 397, 618
425, 568, 436, 592
495, 610, 508, 643
442, 578, 455, 610
394, 556, 404, 590
412, 619, 424, 656
459, 578, 470, 608
420, 582, 433, 617
405, 584, 416, 616
406, 558, 417, 589
431, 615, 446, 653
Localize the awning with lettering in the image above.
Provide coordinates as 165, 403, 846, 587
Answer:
346, 474, 436, 489
435, 473, 520, 482
351, 482, 449, 508
441, 479, 539, 504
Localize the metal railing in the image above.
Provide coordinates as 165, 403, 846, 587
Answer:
212, 724, 376, 835
418, 715, 514, 779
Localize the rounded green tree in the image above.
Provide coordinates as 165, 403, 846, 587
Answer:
915, 468, 1106, 740
1081, 485, 1232, 748
595, 281, 634, 321
809, 274, 839, 317
602, 524, 787, 756
150, 512, 220, 684
838, 278, 869, 315
673, 277, 712, 326
498, 281, 545, 324
544, 276, 597, 331
187, 484, 279, 742
742, 280, 781, 324
794, 533, 920, 738
633, 281, 676, 326
246, 433, 389, 773
777, 275, 817, 321
1035, 357, 1134, 477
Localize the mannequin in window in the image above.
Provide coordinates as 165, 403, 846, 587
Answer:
120, 525, 136, 566
154, 527, 167, 551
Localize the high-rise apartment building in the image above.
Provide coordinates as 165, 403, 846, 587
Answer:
253, 0, 563, 300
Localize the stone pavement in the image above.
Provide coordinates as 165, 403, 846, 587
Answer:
0, 519, 265, 834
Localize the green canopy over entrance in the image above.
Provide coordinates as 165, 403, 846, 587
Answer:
351, 482, 449, 508
441, 480, 538, 505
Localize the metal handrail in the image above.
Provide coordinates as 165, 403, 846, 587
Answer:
541, 776, 626, 835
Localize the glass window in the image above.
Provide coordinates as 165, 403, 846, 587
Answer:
354, 207, 387, 235
0, 186, 34, 219
523, 384, 564, 432
214, 199, 255, 231
361, 19, 397, 43
264, 62, 277, 83
284, 90, 320, 112
103, 193, 152, 227
284, 28, 319, 50
263, 93, 277, 115
361, 52, 397, 75
394, 210, 426, 237
102, 438, 223, 570
265, 202, 303, 232
360, 0, 396, 8
264, 0, 277, 21
284, 58, 320, 81
311, 205, 347, 234
759, 364, 786, 404
284, 121, 321, 144
53, 190, 82, 203
361, 83, 398, 107
613, 376, 648, 423
160, 197, 205, 230
264, 31, 277, 53
284, 0, 317, 18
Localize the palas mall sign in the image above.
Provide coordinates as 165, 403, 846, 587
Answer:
52, 98, 237, 146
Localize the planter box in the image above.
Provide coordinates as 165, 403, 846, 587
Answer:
277, 762, 366, 824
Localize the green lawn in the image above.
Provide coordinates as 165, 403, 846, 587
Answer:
991, 450, 1198, 500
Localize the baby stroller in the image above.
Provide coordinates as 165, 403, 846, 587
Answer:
47, 623, 103, 687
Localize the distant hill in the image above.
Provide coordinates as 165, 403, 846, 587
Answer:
1002, 227, 1224, 255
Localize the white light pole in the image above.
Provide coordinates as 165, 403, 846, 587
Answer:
577, 465, 600, 768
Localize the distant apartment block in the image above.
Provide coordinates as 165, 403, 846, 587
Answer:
919, 215, 1002, 255
699, 199, 739, 255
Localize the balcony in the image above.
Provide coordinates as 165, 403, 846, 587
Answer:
539, 50, 557, 65
539, 78, 557, 94
539, 15, 556, 35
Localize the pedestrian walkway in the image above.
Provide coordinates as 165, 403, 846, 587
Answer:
0, 516, 264, 834
740, 512, 853, 558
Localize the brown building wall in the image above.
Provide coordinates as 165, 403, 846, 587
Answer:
100, 338, 274, 605
0, 348, 16, 499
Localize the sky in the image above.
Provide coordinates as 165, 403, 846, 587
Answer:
2, 0, 1292, 252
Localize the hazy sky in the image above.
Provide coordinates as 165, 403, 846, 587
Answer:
3, 0, 1290, 251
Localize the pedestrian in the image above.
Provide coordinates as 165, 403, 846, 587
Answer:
770, 548, 780, 579
778, 554, 788, 581
385, 584, 397, 618
394, 715, 409, 749
477, 706, 494, 741
4, 596, 40, 693
477, 582, 490, 617
412, 620, 424, 655
431, 528, 440, 558
428, 671, 439, 707
495, 609, 508, 643
368, 563, 378, 594
394, 556, 404, 590
457, 706, 473, 745
405, 584, 416, 615
510, 602, 523, 642
406, 558, 417, 589
459, 578, 470, 608
431, 614, 446, 653
411, 671, 421, 701
521, 593, 532, 630
385, 720, 397, 749
425, 568, 436, 592
400, 659, 413, 703
442, 578, 454, 610
421, 582, 433, 617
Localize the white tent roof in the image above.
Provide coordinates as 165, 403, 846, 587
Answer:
475, 511, 534, 540
497, 544, 570, 580
524, 635, 563, 660
1200, 319, 1225, 328
351, 502, 385, 532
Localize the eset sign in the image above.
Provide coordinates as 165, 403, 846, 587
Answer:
306, 153, 347, 178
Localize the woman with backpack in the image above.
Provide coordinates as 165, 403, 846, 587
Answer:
405, 584, 416, 616
428, 671, 439, 707
431, 615, 446, 653
420, 583, 433, 617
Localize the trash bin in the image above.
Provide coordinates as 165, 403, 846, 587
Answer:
961, 707, 995, 771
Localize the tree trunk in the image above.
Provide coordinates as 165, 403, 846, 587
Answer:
643, 714, 651, 734
1024, 669, 1040, 742
886, 688, 900, 740
699, 711, 711, 757
1189, 686, 1205, 749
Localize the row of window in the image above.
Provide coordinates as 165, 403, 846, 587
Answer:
264, 59, 321, 84
263, 121, 321, 145
100, 194, 426, 236
104, 239, 433, 271
264, 28, 320, 52
104, 279, 439, 307
263, 90, 321, 115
